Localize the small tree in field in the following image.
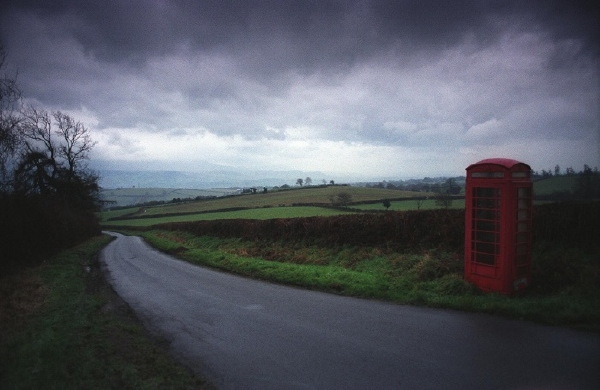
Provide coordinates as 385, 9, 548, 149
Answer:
330, 191, 353, 207
383, 199, 391, 210
435, 194, 453, 209
415, 198, 424, 210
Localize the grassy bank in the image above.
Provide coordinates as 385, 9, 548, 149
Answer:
137, 229, 600, 333
0, 235, 211, 389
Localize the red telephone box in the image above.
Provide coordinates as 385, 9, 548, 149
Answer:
464, 158, 532, 295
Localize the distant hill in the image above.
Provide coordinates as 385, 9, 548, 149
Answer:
97, 169, 333, 190
100, 187, 240, 208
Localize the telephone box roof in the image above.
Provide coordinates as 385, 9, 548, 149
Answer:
467, 158, 529, 170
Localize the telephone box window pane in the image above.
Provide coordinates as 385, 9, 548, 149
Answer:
515, 254, 529, 265
518, 187, 531, 197
476, 242, 497, 254
517, 210, 529, 220
517, 222, 528, 232
474, 187, 501, 198
472, 172, 504, 178
475, 253, 495, 265
517, 232, 528, 243
475, 231, 498, 243
516, 244, 528, 255
475, 217, 500, 230
475, 198, 500, 209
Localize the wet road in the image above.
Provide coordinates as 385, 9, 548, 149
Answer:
101, 232, 600, 390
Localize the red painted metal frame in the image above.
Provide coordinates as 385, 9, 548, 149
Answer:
464, 158, 532, 295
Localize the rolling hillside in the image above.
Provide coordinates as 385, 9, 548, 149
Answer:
100, 175, 583, 227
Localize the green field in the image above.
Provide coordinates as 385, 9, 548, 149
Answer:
103, 206, 356, 227
533, 175, 577, 196
100, 186, 435, 226
351, 198, 465, 211
142, 186, 428, 214
100, 177, 579, 228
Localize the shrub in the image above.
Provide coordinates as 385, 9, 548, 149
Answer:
0, 194, 100, 274
155, 208, 466, 251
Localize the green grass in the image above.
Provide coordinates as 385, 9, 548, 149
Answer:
99, 186, 444, 228
104, 206, 356, 227
106, 186, 431, 219
100, 176, 578, 225
98, 206, 138, 222
136, 230, 600, 333
0, 235, 210, 389
351, 198, 465, 211
533, 175, 577, 196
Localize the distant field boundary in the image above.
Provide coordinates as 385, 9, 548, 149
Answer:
106, 195, 465, 222
107, 205, 357, 222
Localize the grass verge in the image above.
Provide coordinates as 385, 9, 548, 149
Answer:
0, 234, 211, 389
136, 229, 600, 333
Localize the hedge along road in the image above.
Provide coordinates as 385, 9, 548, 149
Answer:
101, 232, 600, 390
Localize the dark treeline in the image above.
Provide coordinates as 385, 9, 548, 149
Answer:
365, 177, 464, 194
365, 165, 600, 200
1, 45, 100, 274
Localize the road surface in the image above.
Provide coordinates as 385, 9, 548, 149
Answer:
101, 232, 600, 390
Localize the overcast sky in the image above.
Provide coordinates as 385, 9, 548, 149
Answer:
1, 0, 598, 179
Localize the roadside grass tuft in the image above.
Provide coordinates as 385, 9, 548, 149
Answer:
0, 235, 211, 389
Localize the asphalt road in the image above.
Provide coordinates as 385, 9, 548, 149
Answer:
101, 232, 600, 390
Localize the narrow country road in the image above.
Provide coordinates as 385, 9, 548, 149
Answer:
101, 232, 600, 390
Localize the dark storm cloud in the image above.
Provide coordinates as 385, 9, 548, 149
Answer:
0, 0, 597, 176
3, 0, 597, 71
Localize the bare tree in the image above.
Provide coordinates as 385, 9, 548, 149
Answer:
54, 111, 96, 180
296, 178, 303, 186
16, 107, 99, 208
0, 45, 22, 190
305, 177, 312, 186
20, 106, 57, 177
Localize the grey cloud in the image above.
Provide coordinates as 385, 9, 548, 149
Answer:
4, 1, 596, 72
1, 0, 597, 175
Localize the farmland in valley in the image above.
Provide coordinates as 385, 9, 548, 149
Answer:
100, 185, 439, 226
